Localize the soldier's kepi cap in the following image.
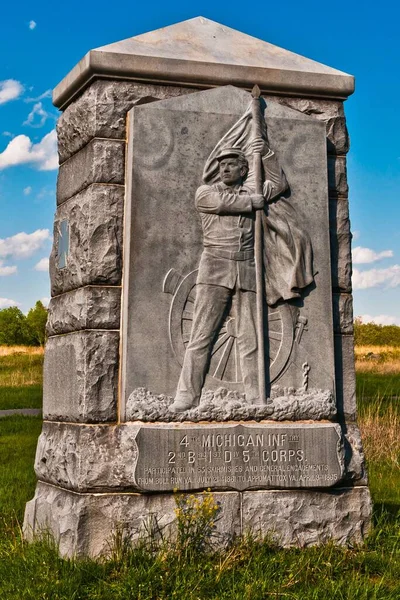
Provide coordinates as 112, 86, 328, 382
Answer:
215, 147, 246, 161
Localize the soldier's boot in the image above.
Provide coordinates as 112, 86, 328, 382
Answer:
170, 395, 199, 413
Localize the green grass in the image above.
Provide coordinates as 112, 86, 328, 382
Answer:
0, 385, 43, 410
356, 372, 400, 404
0, 350, 43, 410
0, 414, 399, 599
0, 416, 42, 520
0, 350, 399, 598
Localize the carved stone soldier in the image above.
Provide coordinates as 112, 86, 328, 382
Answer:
171, 142, 288, 412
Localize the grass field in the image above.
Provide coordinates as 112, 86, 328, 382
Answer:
0, 346, 43, 410
0, 345, 399, 598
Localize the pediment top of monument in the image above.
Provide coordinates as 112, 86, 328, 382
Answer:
53, 16, 354, 109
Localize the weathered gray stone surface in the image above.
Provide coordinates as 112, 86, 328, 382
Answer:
330, 230, 352, 293
328, 156, 348, 195
333, 293, 353, 334
26, 18, 370, 560
343, 424, 368, 485
268, 96, 349, 155
57, 139, 124, 204
126, 387, 336, 422
35, 422, 139, 490
121, 86, 335, 406
50, 184, 123, 296
135, 422, 345, 492
24, 482, 371, 557
330, 195, 350, 234
35, 421, 344, 492
325, 117, 349, 155
57, 80, 196, 163
242, 487, 372, 546
334, 334, 357, 421
47, 286, 121, 335
24, 482, 241, 558
53, 17, 354, 110
43, 331, 119, 422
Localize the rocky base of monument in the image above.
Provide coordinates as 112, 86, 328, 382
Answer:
24, 481, 372, 558
126, 387, 336, 422
25, 418, 371, 557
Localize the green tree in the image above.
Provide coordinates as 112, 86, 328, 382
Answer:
0, 306, 31, 345
354, 317, 400, 346
26, 301, 48, 346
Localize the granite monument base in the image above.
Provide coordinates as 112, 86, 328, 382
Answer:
24, 420, 371, 557
24, 481, 372, 558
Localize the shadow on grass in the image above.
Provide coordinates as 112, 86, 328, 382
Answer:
373, 502, 400, 521
0, 385, 42, 410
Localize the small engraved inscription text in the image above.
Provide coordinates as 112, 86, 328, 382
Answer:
135, 424, 343, 492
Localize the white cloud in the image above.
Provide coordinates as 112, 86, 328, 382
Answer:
2, 131, 13, 138
34, 257, 49, 272
0, 229, 51, 260
359, 314, 400, 326
352, 246, 393, 264
40, 297, 50, 307
0, 80, 24, 105
23, 102, 51, 128
23, 186, 32, 195
29, 20, 37, 30
0, 130, 58, 171
25, 90, 52, 103
37, 186, 55, 199
0, 260, 17, 276
352, 230, 360, 241
0, 298, 21, 308
353, 265, 400, 290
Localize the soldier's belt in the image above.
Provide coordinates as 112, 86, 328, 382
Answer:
205, 248, 254, 261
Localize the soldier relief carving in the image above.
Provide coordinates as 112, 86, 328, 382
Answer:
128, 87, 336, 422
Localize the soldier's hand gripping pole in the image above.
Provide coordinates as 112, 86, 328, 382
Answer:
251, 84, 266, 405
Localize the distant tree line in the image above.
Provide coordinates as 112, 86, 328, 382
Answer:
0, 301, 48, 346
354, 317, 400, 346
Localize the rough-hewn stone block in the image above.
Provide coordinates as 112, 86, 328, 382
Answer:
34, 421, 346, 493
334, 334, 357, 422
24, 482, 241, 558
242, 487, 372, 546
43, 331, 119, 422
333, 293, 353, 334
57, 80, 196, 163
50, 184, 123, 296
268, 96, 344, 119
325, 116, 349, 155
47, 286, 121, 335
329, 196, 350, 235
343, 424, 368, 485
24, 482, 371, 558
57, 139, 125, 204
328, 156, 348, 195
267, 96, 349, 154
329, 195, 352, 292
331, 231, 352, 292
35, 422, 138, 490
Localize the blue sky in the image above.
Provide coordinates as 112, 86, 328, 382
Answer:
0, 0, 399, 323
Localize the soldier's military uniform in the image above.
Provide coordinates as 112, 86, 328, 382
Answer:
172, 148, 288, 410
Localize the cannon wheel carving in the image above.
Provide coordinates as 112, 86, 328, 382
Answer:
164, 269, 294, 386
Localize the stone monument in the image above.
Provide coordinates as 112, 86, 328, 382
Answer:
24, 17, 372, 557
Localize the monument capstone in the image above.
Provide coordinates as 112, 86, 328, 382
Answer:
24, 17, 372, 557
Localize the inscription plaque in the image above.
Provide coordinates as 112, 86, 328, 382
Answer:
135, 423, 344, 492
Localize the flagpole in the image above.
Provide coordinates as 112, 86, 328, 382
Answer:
251, 84, 266, 405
